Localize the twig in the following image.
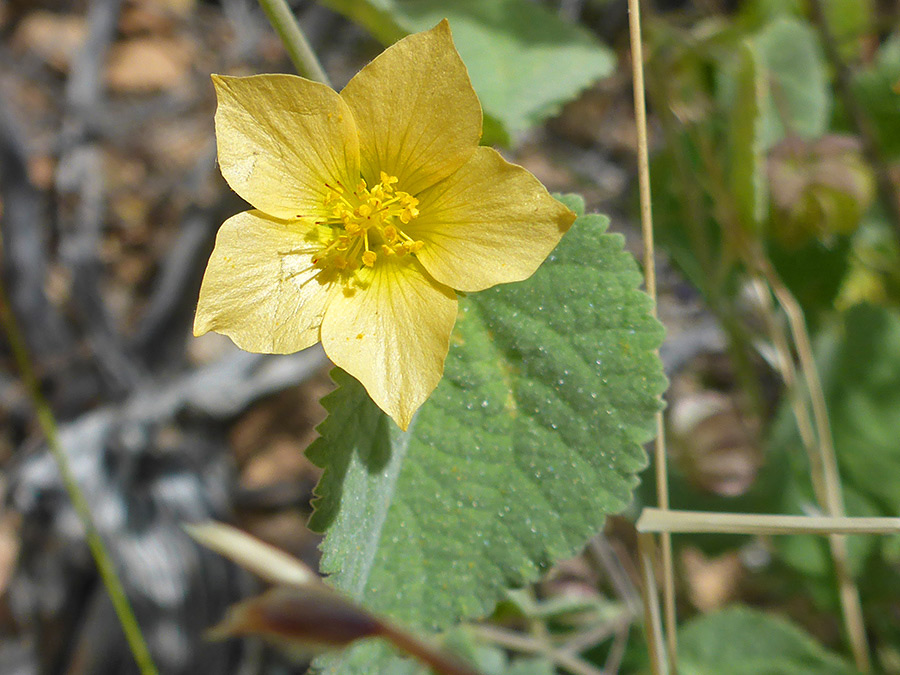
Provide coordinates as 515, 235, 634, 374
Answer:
808, 0, 900, 243
0, 282, 160, 675
57, 0, 139, 394
558, 614, 632, 657
126, 346, 329, 422
64, 0, 123, 117
626, 0, 677, 668
604, 623, 630, 674
0, 99, 75, 362
57, 145, 141, 393
130, 145, 225, 369
589, 536, 642, 618
257, 0, 330, 85
473, 625, 606, 675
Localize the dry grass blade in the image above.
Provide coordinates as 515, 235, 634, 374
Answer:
753, 256, 871, 672
184, 521, 317, 587
637, 508, 900, 536
626, 0, 677, 668
637, 533, 669, 675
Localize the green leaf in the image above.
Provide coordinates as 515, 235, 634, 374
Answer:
775, 481, 880, 586
678, 607, 860, 675
767, 236, 851, 327
823, 0, 874, 58
738, 0, 803, 27
320, 0, 616, 140
648, 133, 737, 301
729, 41, 768, 232
754, 17, 831, 148
307, 195, 666, 673
504, 657, 556, 675
853, 34, 900, 160
813, 304, 900, 514
769, 304, 900, 517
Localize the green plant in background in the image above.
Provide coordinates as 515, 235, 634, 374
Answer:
643, 0, 900, 671
767, 135, 875, 249
317, 0, 616, 145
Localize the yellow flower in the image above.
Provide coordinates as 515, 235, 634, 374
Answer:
194, 20, 575, 430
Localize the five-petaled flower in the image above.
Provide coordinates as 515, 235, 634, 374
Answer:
194, 20, 575, 430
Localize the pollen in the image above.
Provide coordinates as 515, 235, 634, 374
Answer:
311, 173, 425, 278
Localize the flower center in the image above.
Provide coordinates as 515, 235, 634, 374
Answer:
312, 171, 423, 274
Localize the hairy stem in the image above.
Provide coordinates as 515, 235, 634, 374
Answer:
257, 0, 330, 85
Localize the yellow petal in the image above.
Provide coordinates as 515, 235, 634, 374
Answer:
213, 74, 359, 221
410, 147, 576, 292
320, 259, 457, 430
339, 20, 481, 196
194, 210, 334, 353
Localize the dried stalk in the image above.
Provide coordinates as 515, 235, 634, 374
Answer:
626, 0, 677, 668
754, 258, 871, 671
638, 532, 669, 675
638, 508, 900, 536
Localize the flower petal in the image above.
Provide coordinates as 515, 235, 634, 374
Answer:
213, 74, 359, 221
320, 259, 457, 430
194, 210, 334, 354
410, 147, 576, 292
339, 20, 481, 196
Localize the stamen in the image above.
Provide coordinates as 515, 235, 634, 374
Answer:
311, 173, 422, 278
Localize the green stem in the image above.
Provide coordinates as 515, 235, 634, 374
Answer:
257, 0, 330, 85
0, 285, 160, 675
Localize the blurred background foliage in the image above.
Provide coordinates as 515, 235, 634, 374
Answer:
635, 0, 900, 672
1, 0, 899, 673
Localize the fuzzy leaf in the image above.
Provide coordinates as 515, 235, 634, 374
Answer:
854, 34, 900, 160
307, 195, 665, 673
